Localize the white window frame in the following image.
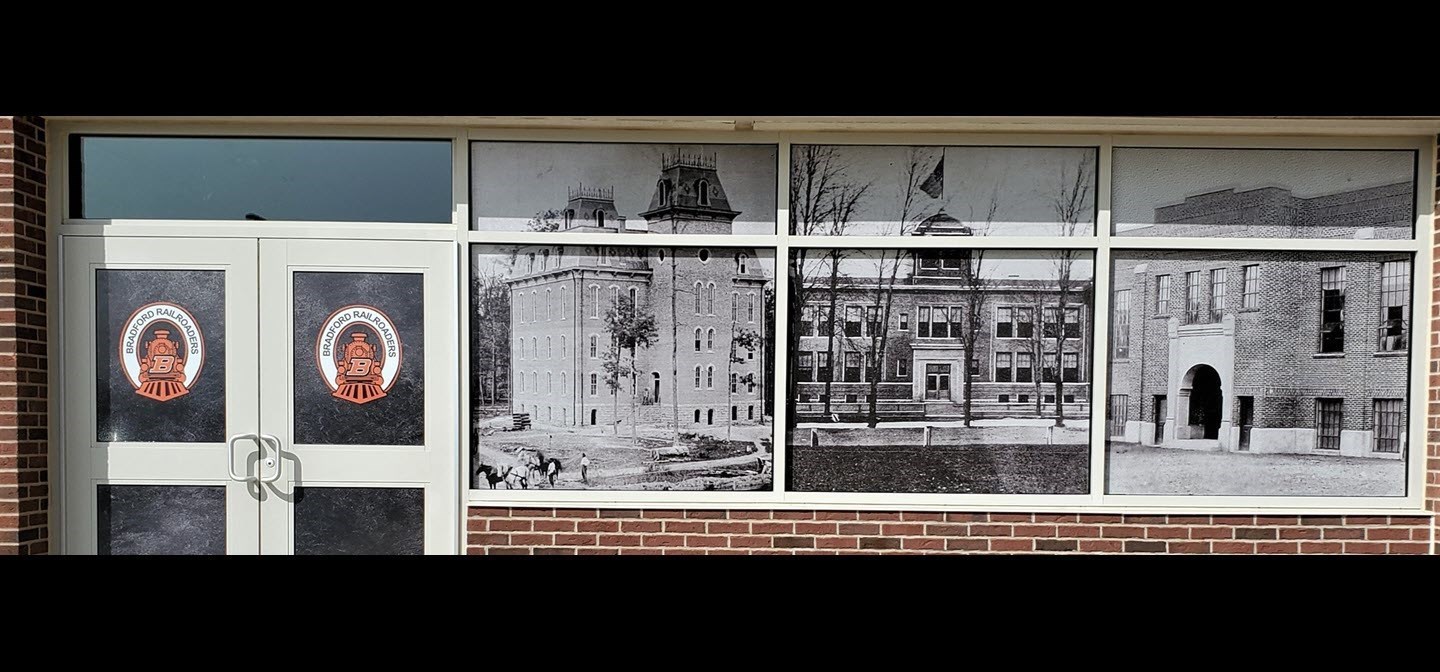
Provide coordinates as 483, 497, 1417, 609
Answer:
42, 120, 1436, 525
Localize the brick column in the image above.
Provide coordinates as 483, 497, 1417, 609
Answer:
0, 116, 48, 555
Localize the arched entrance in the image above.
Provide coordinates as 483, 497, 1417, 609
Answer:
1181, 364, 1222, 440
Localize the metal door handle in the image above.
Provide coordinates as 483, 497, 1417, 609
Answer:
259, 433, 284, 484
226, 433, 261, 483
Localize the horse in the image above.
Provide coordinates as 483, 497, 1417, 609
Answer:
476, 463, 506, 490
501, 465, 528, 490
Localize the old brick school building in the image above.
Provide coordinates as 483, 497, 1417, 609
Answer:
506, 153, 768, 429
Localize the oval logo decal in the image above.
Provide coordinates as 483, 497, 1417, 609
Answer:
119, 301, 205, 402
316, 305, 403, 404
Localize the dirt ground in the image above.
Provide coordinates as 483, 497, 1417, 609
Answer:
1106, 443, 1406, 496
470, 413, 772, 491
788, 443, 1089, 494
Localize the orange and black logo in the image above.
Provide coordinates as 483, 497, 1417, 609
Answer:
119, 302, 205, 402
316, 305, 403, 405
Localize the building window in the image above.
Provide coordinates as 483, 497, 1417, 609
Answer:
706, 366, 715, 389
1379, 259, 1410, 352
1156, 274, 1171, 313
527, 253, 536, 274
1016, 352, 1033, 383
1016, 307, 1033, 339
931, 306, 950, 338
1042, 353, 1057, 383
707, 283, 716, 314
748, 406, 754, 420
560, 372, 567, 397
589, 373, 597, 396
1242, 265, 1260, 310
969, 357, 980, 378
917, 307, 930, 337
999, 394, 1010, 403
1113, 289, 1131, 358
899, 312, 909, 331
843, 306, 862, 337
560, 336, 566, 358
697, 180, 710, 206
844, 352, 862, 382
541, 249, 550, 269
693, 282, 703, 314
1209, 268, 1226, 321
595, 209, 606, 228
1374, 398, 1404, 454
706, 328, 715, 351
1018, 394, 1030, 404
737, 253, 747, 274
516, 337, 523, 360
560, 286, 569, 320
844, 394, 858, 404
694, 409, 701, 423
1064, 307, 1080, 339
800, 305, 816, 337
658, 179, 671, 205
748, 293, 756, 323
1044, 394, 1056, 404
996, 307, 1014, 338
1319, 266, 1346, 353
628, 286, 638, 309
531, 337, 537, 361
1185, 270, 1202, 324
609, 285, 620, 308
748, 379, 755, 394
816, 352, 831, 382
588, 285, 599, 318
546, 372, 552, 395
546, 336, 552, 359
599, 246, 609, 265
1315, 398, 1343, 450
589, 335, 598, 358
732, 292, 739, 321
1063, 353, 1079, 383
798, 352, 813, 382
896, 358, 908, 377
694, 366, 702, 390
995, 353, 1013, 382
518, 373, 525, 393
694, 328, 702, 353
1064, 394, 1074, 404
866, 306, 880, 335
817, 305, 832, 337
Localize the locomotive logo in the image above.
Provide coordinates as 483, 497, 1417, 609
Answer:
316, 304, 403, 405
119, 302, 205, 402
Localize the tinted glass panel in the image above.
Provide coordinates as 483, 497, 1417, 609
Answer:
293, 272, 425, 446
97, 485, 225, 555
74, 136, 452, 222
293, 487, 423, 555
97, 269, 226, 443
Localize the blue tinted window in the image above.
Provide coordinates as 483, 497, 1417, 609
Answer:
74, 136, 452, 222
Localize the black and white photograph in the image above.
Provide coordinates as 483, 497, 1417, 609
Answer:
789, 145, 1097, 237
470, 141, 777, 235
1105, 250, 1412, 497
1111, 147, 1417, 239
786, 247, 1096, 494
469, 243, 776, 492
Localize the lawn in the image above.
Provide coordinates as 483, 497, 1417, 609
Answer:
1106, 443, 1406, 497
788, 443, 1089, 494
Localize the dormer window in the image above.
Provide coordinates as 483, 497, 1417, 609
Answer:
658, 179, 671, 205
697, 180, 710, 206
564, 209, 574, 227
595, 209, 606, 228
737, 253, 748, 274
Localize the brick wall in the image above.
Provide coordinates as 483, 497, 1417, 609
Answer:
1428, 134, 1440, 520
466, 508, 1432, 554
0, 116, 48, 555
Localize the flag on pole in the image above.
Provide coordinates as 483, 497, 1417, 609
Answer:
918, 153, 944, 199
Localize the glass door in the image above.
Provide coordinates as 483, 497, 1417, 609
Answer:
62, 237, 261, 554
257, 239, 456, 555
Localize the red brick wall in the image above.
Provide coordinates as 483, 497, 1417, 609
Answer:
1429, 133, 1440, 520
466, 509, 1431, 554
0, 116, 48, 555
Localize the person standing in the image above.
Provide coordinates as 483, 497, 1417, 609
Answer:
547, 458, 558, 486
580, 453, 590, 484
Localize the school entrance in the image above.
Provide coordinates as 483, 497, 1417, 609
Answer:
61, 237, 457, 554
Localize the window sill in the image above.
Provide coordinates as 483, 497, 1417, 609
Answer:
1312, 353, 1345, 359
1372, 351, 1408, 357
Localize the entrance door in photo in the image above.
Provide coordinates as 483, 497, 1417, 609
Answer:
925, 364, 952, 400
1153, 395, 1167, 444
1238, 396, 1254, 451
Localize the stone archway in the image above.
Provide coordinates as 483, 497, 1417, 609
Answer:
1180, 364, 1223, 440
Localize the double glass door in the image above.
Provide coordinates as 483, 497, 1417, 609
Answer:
62, 237, 456, 554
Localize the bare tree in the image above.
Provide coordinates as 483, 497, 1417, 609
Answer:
527, 209, 562, 232
1048, 152, 1095, 427
788, 146, 869, 426
956, 191, 999, 427
727, 325, 761, 443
